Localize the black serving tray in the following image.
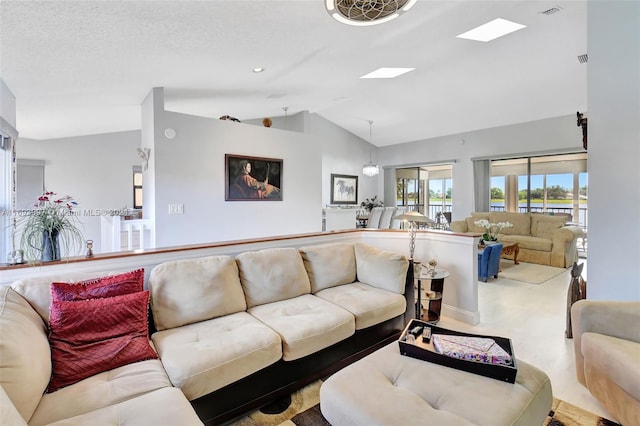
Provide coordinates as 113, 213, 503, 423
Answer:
398, 319, 518, 383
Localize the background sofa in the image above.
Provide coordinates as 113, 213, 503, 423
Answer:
450, 211, 582, 267
571, 300, 640, 426
1, 242, 412, 426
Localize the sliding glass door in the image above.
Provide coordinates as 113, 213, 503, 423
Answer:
396, 164, 453, 220
490, 153, 588, 229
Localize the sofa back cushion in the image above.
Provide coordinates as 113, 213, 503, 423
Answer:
466, 213, 490, 233
489, 212, 531, 235
354, 243, 409, 294
11, 271, 142, 325
149, 255, 246, 331
299, 243, 356, 293
236, 248, 311, 308
531, 214, 567, 240
0, 286, 51, 422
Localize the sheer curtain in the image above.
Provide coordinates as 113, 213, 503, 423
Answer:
473, 159, 491, 212
383, 167, 396, 208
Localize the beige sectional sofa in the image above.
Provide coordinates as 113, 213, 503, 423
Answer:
1, 242, 411, 425
450, 211, 583, 267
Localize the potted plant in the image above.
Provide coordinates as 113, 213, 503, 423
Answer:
17, 191, 84, 262
474, 219, 513, 243
360, 196, 383, 213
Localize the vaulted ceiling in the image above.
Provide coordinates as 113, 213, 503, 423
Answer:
0, 1, 587, 146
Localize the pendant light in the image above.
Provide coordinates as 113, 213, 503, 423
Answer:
362, 120, 379, 177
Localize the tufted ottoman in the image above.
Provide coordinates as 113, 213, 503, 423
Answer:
320, 341, 552, 425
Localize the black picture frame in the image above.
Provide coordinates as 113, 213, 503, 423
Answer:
225, 154, 283, 201
330, 174, 358, 204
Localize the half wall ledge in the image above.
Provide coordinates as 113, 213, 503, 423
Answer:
0, 229, 481, 326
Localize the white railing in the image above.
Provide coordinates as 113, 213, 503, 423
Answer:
101, 216, 155, 253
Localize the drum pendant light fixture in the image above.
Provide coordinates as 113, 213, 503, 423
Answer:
362, 120, 379, 177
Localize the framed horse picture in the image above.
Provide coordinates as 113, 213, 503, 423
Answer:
225, 154, 283, 201
330, 174, 358, 205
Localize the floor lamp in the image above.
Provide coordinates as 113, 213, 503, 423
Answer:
392, 211, 435, 259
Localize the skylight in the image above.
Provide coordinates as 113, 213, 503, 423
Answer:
456, 18, 526, 42
360, 68, 415, 79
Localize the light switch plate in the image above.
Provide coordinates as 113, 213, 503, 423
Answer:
168, 203, 184, 214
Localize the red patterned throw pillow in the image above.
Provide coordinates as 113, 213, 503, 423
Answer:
47, 291, 158, 392
51, 269, 144, 302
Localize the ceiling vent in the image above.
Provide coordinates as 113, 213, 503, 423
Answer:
539, 6, 562, 15
577, 54, 588, 64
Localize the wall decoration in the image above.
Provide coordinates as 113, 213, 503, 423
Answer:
225, 154, 282, 201
330, 174, 358, 204
577, 111, 587, 150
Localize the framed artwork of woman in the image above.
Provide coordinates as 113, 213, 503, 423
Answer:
225, 154, 283, 201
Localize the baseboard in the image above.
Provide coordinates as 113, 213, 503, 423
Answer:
441, 304, 480, 325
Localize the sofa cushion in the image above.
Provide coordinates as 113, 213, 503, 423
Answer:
236, 247, 311, 308
248, 294, 355, 361
0, 287, 51, 422
51, 269, 144, 302
466, 212, 490, 233
48, 291, 158, 392
12, 271, 143, 325
582, 332, 640, 401
531, 214, 566, 239
490, 212, 531, 235
354, 243, 409, 294
149, 255, 246, 331
151, 311, 282, 400
42, 387, 203, 426
499, 234, 553, 251
0, 386, 26, 426
315, 283, 406, 330
299, 243, 356, 293
28, 359, 173, 425
465, 217, 485, 233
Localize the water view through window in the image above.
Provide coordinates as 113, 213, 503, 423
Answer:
490, 153, 588, 229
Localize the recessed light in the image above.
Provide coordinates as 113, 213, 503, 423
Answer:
456, 18, 526, 42
360, 67, 415, 79
252, 67, 265, 73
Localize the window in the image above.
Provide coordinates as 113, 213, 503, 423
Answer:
490, 153, 587, 228
396, 164, 453, 219
133, 166, 143, 209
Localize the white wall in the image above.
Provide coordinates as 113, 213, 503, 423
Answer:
149, 94, 324, 246
378, 114, 583, 221
305, 112, 379, 205
248, 111, 381, 206
16, 131, 141, 254
0, 79, 16, 129
0, 79, 17, 263
586, 0, 640, 301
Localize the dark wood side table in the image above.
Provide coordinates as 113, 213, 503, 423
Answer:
415, 269, 449, 324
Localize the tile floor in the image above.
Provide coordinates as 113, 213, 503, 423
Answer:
436, 259, 617, 422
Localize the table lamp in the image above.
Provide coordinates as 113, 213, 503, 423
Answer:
392, 211, 435, 259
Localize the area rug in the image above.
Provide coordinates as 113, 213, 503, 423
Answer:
497, 260, 566, 284
228, 381, 620, 426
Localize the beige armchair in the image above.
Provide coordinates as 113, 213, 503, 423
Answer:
571, 300, 640, 425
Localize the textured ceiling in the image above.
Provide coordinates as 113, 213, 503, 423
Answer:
0, 0, 587, 146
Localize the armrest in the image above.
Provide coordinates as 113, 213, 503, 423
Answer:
553, 225, 583, 244
571, 300, 640, 384
571, 300, 640, 343
449, 220, 468, 233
